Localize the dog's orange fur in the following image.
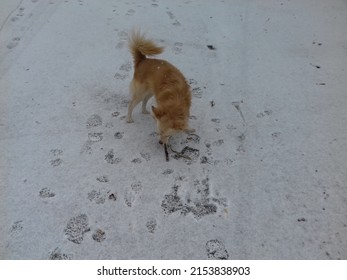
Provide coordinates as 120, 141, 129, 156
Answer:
126, 30, 192, 144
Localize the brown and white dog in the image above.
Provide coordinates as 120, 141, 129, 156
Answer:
126, 30, 192, 147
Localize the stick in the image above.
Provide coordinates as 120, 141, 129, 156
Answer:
164, 144, 169, 162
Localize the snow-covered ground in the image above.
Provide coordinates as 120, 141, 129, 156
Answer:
1, 0, 346, 259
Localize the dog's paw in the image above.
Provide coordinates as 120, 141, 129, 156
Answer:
126, 117, 134, 123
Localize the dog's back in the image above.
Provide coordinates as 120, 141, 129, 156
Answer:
134, 58, 190, 103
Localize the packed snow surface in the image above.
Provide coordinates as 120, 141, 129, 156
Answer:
1, 0, 347, 259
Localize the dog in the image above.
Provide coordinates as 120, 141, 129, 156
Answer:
126, 30, 192, 147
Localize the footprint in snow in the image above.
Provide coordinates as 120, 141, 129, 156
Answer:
206, 239, 229, 260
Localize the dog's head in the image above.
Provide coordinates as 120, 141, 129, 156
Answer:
152, 106, 189, 144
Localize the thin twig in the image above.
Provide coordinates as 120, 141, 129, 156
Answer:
164, 144, 169, 162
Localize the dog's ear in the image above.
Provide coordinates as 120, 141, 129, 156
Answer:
152, 106, 164, 119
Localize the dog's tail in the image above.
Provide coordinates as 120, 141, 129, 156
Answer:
128, 30, 164, 67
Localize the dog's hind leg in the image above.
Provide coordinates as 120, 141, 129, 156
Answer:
126, 80, 143, 123
127, 96, 143, 123
141, 94, 152, 114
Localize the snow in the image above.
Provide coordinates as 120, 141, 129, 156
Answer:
1, 0, 347, 259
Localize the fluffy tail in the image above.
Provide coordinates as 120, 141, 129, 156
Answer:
128, 30, 164, 67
